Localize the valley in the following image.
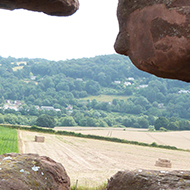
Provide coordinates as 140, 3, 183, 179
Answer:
18, 129, 190, 187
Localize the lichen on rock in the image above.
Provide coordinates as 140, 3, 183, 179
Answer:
0, 153, 70, 190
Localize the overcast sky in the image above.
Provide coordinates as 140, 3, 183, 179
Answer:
0, 0, 119, 61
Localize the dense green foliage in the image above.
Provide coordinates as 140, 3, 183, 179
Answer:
36, 114, 56, 128
0, 126, 18, 154
0, 54, 190, 130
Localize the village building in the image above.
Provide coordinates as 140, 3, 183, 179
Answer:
127, 77, 135, 81
66, 105, 73, 110
76, 78, 83, 81
30, 76, 36, 80
178, 90, 190, 94
124, 82, 132, 86
40, 106, 61, 111
113, 81, 121, 84
137, 84, 148, 89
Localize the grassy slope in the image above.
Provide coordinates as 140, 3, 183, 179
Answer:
81, 95, 132, 102
71, 183, 107, 190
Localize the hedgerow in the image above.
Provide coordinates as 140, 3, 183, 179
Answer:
0, 124, 182, 151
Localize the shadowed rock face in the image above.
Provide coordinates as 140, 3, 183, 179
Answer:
0, 0, 79, 16
0, 153, 70, 190
115, 1, 190, 82
107, 170, 190, 190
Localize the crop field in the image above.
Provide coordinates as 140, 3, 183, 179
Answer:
0, 126, 19, 154
19, 129, 190, 188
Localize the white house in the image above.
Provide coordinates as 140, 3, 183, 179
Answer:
138, 84, 148, 88
124, 82, 132, 86
30, 76, 36, 80
41, 106, 54, 110
127, 77, 135, 81
113, 81, 121, 84
76, 78, 83, 81
178, 90, 190, 94
66, 105, 73, 110
158, 103, 165, 109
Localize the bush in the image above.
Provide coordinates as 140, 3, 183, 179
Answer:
36, 114, 56, 128
60, 116, 77, 126
159, 127, 167, 131
154, 117, 169, 130
132, 122, 140, 128
148, 125, 155, 131
151, 142, 158, 147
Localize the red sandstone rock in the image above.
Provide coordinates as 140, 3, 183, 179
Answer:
0, 153, 70, 190
0, 0, 79, 16
115, 1, 190, 82
107, 169, 190, 190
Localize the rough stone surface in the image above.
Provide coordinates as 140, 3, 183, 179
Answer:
0, 0, 79, 16
0, 153, 70, 190
115, 1, 190, 82
107, 169, 190, 190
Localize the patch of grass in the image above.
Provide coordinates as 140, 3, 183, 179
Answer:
12, 66, 24, 71
11, 61, 27, 66
71, 182, 107, 190
81, 95, 131, 102
23, 80, 38, 85
0, 126, 19, 154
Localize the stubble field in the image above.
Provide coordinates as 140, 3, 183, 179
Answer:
54, 127, 190, 150
18, 128, 190, 187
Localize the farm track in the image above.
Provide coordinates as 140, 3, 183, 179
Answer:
19, 130, 190, 187
145, 133, 166, 145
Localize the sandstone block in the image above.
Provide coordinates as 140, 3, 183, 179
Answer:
107, 169, 190, 190
0, 153, 70, 190
115, 1, 190, 82
0, 0, 79, 16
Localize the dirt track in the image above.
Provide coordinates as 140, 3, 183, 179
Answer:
19, 130, 190, 187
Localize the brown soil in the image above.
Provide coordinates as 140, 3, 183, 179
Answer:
19, 130, 190, 187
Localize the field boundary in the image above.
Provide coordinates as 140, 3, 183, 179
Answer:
1, 124, 188, 152
17, 130, 25, 153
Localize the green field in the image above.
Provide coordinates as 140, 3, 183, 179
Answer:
82, 95, 131, 102
0, 126, 19, 154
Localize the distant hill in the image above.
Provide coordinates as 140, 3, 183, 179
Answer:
0, 54, 190, 130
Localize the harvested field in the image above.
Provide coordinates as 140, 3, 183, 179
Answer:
55, 127, 190, 150
19, 130, 190, 187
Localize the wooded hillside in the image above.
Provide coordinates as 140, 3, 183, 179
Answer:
0, 54, 190, 130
